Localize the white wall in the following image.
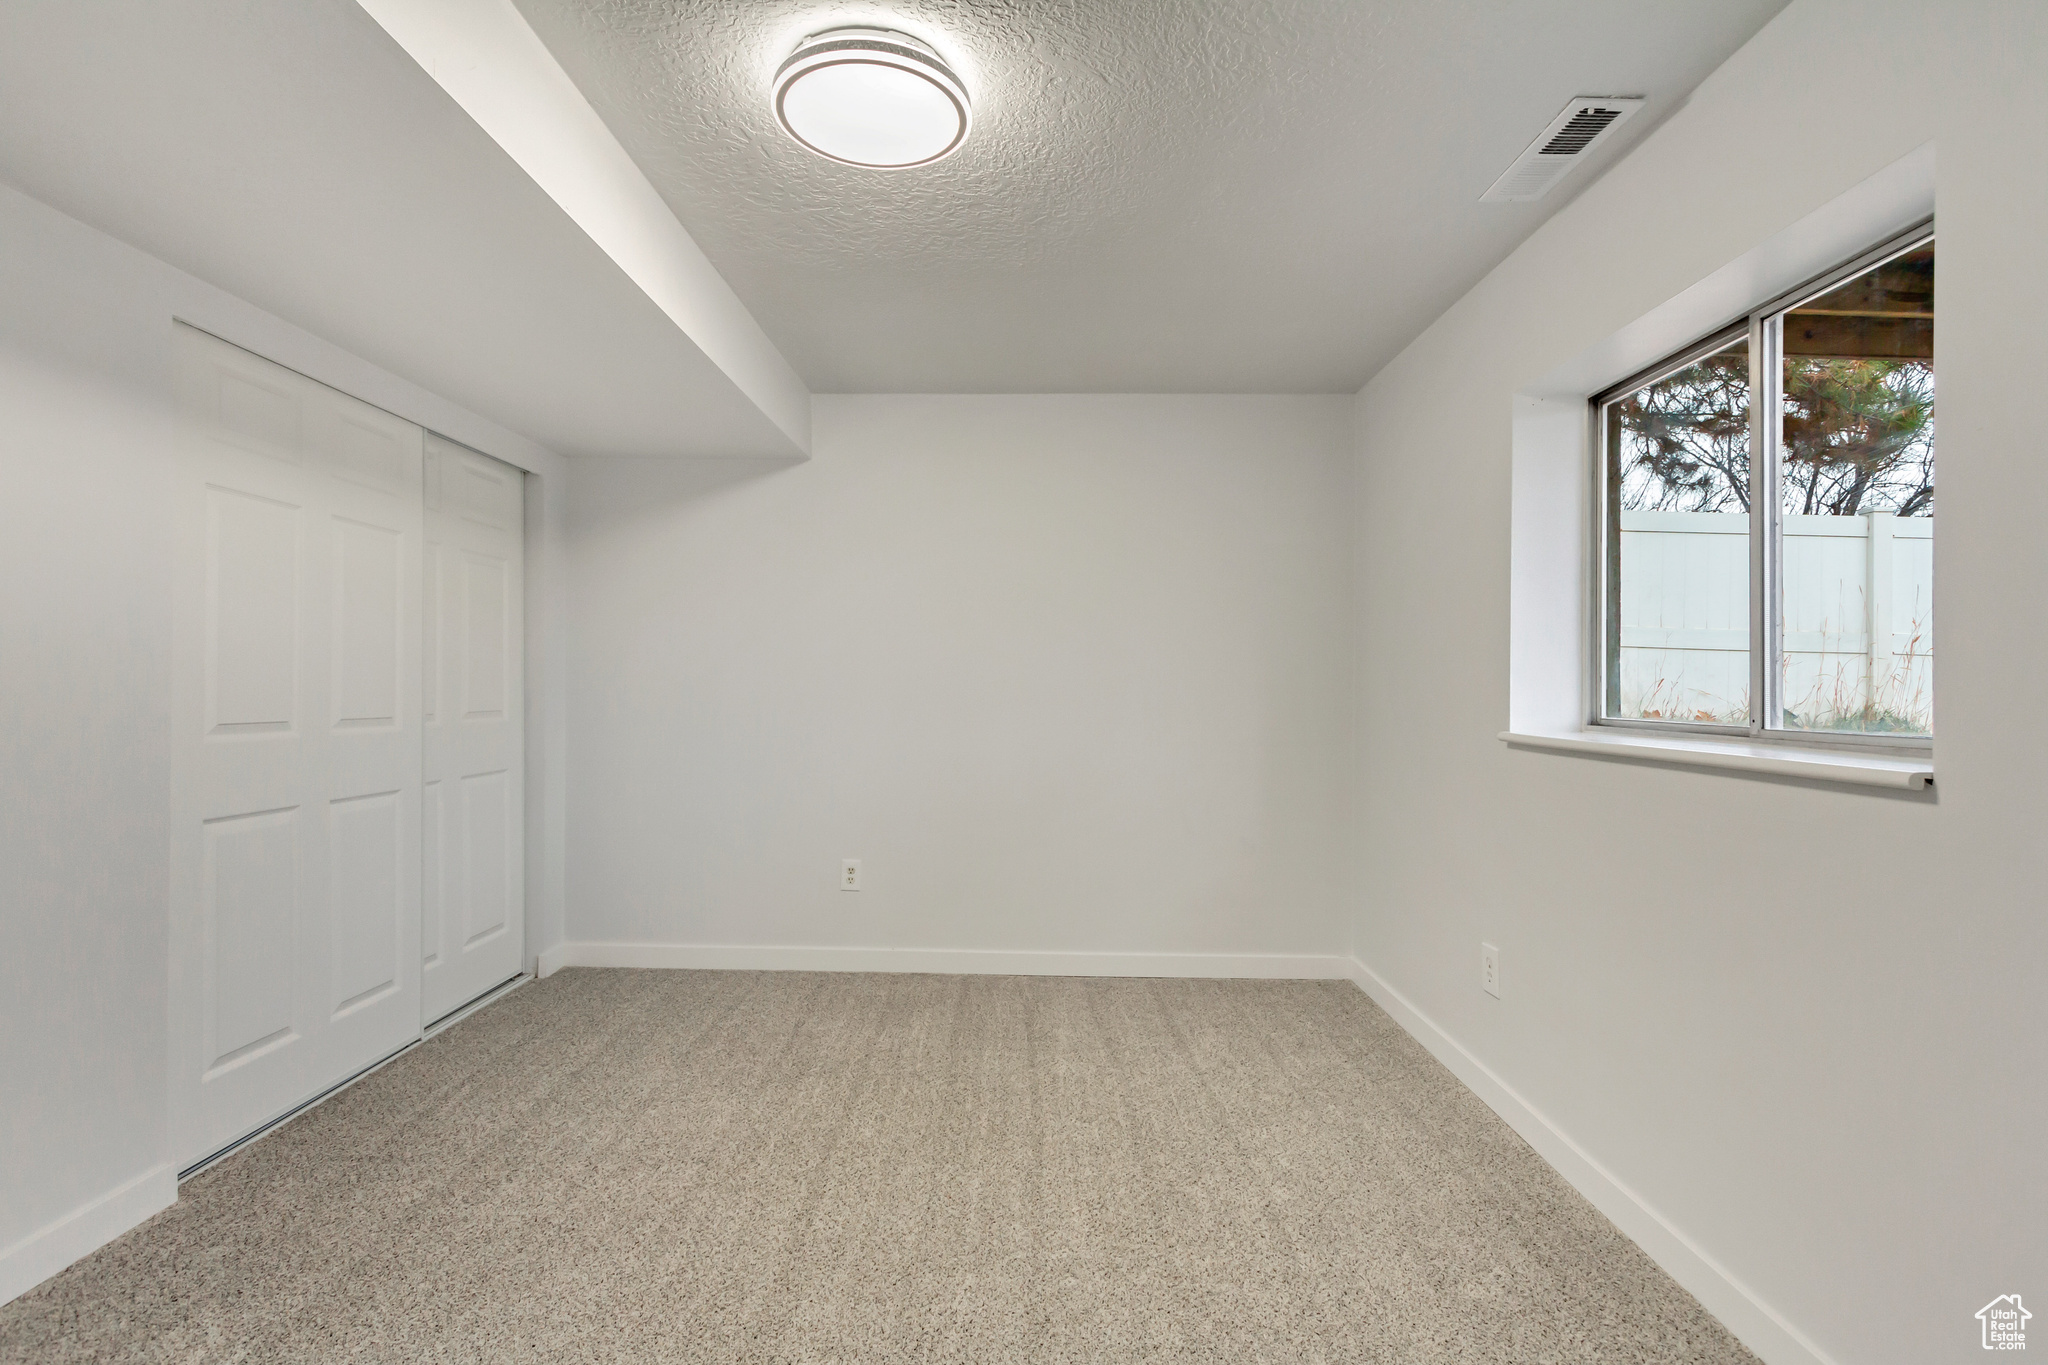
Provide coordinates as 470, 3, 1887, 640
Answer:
0, 179, 573, 1302
1346, 3, 2045, 1364
562, 395, 1352, 970
0, 182, 176, 1301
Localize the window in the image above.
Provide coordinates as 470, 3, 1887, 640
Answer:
1596, 226, 1934, 746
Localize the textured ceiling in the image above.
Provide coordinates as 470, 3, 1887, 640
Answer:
511, 0, 1786, 393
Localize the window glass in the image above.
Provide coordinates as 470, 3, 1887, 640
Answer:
1603, 335, 1752, 724
1775, 244, 1934, 734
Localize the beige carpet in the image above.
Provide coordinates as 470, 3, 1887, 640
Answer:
1, 969, 1757, 1363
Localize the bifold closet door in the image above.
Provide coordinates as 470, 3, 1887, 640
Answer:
420, 434, 524, 1024
170, 325, 425, 1169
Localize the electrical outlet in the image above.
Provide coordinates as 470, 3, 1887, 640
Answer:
840, 858, 861, 892
1480, 942, 1500, 998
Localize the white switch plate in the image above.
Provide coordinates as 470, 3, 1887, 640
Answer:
1480, 942, 1500, 998
840, 858, 861, 891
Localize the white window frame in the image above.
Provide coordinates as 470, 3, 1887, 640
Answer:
1590, 219, 1935, 757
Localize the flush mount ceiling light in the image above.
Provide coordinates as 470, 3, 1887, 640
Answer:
773, 27, 970, 168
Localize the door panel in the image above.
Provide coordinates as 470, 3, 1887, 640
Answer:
332, 517, 401, 724
420, 434, 524, 1022
172, 324, 424, 1169
328, 789, 402, 1015
421, 778, 445, 968
211, 367, 302, 463
460, 770, 511, 944
202, 807, 299, 1070
461, 553, 508, 717
206, 487, 299, 732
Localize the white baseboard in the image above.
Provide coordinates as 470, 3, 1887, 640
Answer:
1342, 957, 1837, 1365
0, 1162, 176, 1308
546, 941, 1353, 980
535, 940, 572, 979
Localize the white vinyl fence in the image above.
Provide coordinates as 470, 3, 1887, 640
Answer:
1618, 510, 1933, 728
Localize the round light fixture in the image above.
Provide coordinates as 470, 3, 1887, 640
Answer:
773, 27, 970, 168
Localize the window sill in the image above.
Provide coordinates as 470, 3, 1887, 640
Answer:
1498, 728, 1933, 790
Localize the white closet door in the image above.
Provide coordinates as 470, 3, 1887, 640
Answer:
420, 433, 524, 1023
170, 325, 424, 1168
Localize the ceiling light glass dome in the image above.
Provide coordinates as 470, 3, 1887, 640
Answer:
773, 27, 971, 168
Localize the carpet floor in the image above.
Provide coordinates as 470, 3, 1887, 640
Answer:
1, 969, 1758, 1363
